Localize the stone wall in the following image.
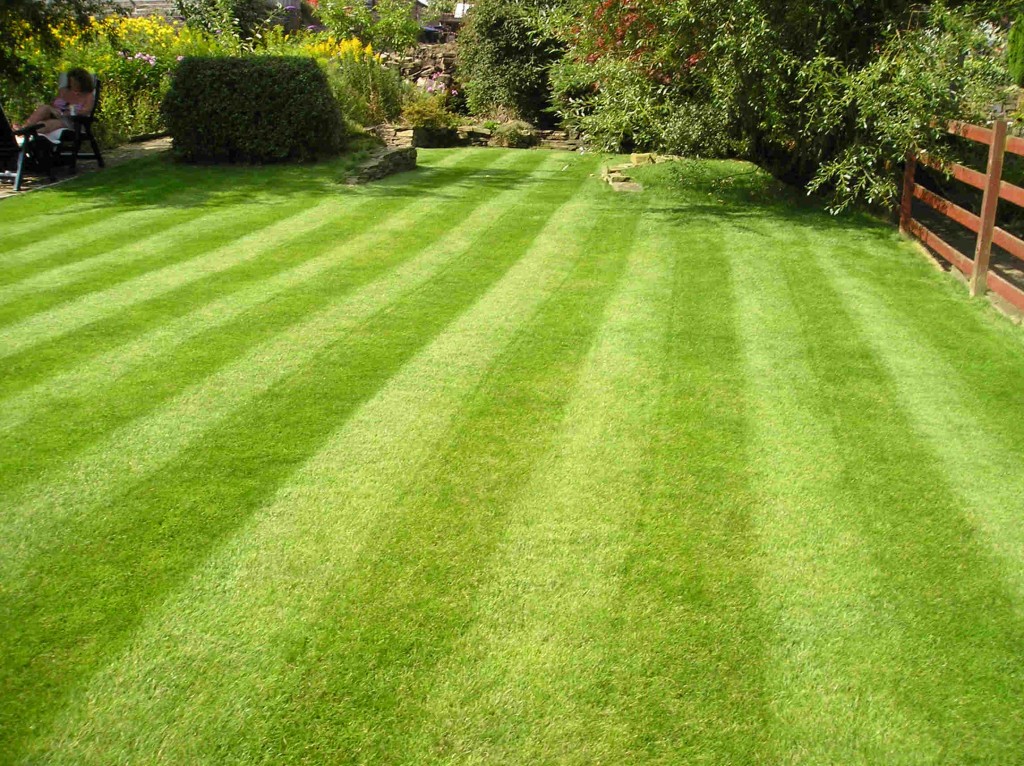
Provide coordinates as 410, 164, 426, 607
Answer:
383, 43, 460, 94
113, 0, 178, 16
348, 147, 417, 184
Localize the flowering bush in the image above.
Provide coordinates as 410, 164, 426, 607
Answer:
319, 37, 405, 126
11, 15, 228, 145
317, 0, 420, 53
7, 14, 404, 147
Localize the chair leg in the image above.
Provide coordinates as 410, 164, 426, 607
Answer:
14, 150, 27, 192
83, 127, 105, 168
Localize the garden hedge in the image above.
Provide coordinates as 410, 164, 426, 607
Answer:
162, 56, 345, 163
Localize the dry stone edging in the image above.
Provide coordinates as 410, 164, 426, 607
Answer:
346, 147, 417, 185
373, 124, 583, 152
601, 153, 678, 193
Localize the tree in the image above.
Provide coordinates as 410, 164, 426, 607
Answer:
550, 0, 1013, 210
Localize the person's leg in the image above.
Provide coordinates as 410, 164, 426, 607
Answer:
38, 118, 67, 133
18, 105, 59, 129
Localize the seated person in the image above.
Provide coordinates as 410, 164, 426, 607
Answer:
16, 68, 95, 135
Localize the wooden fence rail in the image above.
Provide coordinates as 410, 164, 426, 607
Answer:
900, 118, 1024, 312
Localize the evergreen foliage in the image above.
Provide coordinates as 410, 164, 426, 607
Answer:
162, 56, 345, 162
457, 0, 563, 125
1009, 18, 1024, 87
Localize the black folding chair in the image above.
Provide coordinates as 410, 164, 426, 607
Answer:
58, 71, 105, 171
0, 103, 56, 192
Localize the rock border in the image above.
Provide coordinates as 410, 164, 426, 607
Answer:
346, 147, 418, 185
601, 153, 679, 193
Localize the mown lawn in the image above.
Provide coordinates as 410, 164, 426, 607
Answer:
1, 147, 1023, 765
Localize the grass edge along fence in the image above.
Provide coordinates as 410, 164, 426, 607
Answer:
900, 119, 1024, 313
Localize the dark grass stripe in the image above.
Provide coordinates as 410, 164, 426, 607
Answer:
825, 222, 1024, 431
0, 206, 299, 327
811, 227, 1024, 462
0, 151, 494, 400
817, 250, 1024, 607
392, 206, 679, 764
0, 150, 495, 347
0, 152, 547, 499
729, 210, 1024, 761
596, 213, 770, 764
731, 230, 927, 761
229, 179, 636, 765
0, 206, 226, 288
777, 236, 1024, 760
0, 154, 553, 556
0, 158, 310, 271
0, 153, 366, 250
774, 242, 1024, 757
17, 157, 610, 766
0, 154, 600, 761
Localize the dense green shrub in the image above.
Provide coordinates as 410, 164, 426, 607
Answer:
457, 0, 563, 125
162, 56, 345, 162
1009, 19, 1024, 87
550, 57, 738, 156
401, 92, 461, 129
491, 120, 537, 147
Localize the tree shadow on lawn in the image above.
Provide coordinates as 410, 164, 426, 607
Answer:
633, 159, 900, 245
50, 153, 541, 212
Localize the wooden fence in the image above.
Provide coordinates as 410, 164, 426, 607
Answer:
900, 118, 1024, 312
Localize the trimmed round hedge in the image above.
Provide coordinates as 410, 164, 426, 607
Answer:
162, 56, 345, 163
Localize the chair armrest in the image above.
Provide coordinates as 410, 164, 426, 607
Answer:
14, 122, 45, 137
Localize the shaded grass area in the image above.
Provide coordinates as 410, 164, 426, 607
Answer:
1, 152, 1023, 764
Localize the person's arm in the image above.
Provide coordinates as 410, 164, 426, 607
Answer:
53, 87, 71, 109
79, 91, 95, 116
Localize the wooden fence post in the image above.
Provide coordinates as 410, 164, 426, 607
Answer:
970, 119, 1008, 297
900, 152, 916, 235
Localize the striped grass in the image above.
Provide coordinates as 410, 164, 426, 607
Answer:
1, 152, 1023, 765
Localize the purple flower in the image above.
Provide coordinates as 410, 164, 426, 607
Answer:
307, 24, 317, 29
285, 4, 297, 9
176, 55, 184, 61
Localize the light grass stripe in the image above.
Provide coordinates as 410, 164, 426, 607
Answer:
401, 212, 662, 764
0, 152, 478, 432
813, 241, 1024, 608
21, 161, 606, 765
0, 151, 573, 580
731, 229, 938, 764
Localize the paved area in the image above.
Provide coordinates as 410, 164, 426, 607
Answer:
0, 136, 172, 200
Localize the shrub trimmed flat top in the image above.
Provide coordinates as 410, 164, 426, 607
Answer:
1, 149, 1023, 764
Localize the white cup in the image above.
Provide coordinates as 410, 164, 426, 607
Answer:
69, 104, 78, 117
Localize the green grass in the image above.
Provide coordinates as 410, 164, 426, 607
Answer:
1, 148, 1024, 765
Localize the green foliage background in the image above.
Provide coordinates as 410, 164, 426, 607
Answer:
457, 0, 563, 125
1009, 18, 1024, 86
